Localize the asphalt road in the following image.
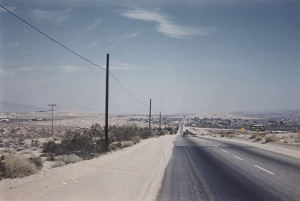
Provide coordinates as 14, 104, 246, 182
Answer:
157, 135, 300, 201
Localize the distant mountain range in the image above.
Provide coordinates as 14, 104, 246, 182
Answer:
0, 101, 48, 113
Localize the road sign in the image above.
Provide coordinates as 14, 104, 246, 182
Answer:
240, 128, 245, 134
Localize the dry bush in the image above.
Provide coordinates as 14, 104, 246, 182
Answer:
283, 139, 288, 144
28, 156, 43, 169
110, 142, 122, 151
249, 133, 258, 139
265, 134, 279, 143
121, 141, 134, 148
220, 133, 226, 137
56, 154, 82, 164
51, 161, 66, 168
0, 154, 38, 178
255, 136, 263, 142
229, 133, 237, 138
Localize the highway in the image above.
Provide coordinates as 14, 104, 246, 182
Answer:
157, 135, 300, 201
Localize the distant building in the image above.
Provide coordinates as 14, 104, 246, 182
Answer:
250, 124, 265, 132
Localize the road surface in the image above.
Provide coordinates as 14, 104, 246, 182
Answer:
157, 135, 300, 201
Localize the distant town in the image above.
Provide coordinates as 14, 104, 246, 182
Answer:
185, 115, 300, 132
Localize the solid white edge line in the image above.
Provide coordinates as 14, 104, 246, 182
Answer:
220, 149, 228, 153
234, 156, 244, 160
254, 165, 274, 175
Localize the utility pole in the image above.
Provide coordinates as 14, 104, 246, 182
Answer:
164, 117, 167, 128
105, 54, 109, 150
149, 99, 151, 137
48, 104, 56, 136
159, 111, 162, 131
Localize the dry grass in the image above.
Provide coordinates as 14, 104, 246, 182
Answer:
0, 154, 38, 178
51, 161, 66, 168
121, 141, 134, 148
56, 154, 82, 165
265, 134, 280, 143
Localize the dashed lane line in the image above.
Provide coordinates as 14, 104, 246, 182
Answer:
254, 165, 274, 175
234, 156, 244, 160
220, 149, 228, 153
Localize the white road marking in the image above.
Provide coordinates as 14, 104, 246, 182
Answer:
209, 142, 212, 144
234, 156, 244, 160
254, 165, 274, 175
214, 145, 218, 147
220, 149, 228, 153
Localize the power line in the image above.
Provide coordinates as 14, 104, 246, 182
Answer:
0, 4, 105, 71
1, 3, 147, 106
110, 72, 147, 106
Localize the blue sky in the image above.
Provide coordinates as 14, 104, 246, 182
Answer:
1, 0, 300, 114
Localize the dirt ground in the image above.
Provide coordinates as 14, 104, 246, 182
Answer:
0, 135, 176, 201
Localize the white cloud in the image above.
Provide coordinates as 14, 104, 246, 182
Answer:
37, 77, 59, 85
110, 61, 141, 71
108, 32, 139, 42
60, 65, 84, 73
0, 6, 16, 13
86, 42, 99, 48
7, 42, 20, 48
122, 9, 215, 39
85, 18, 102, 31
30, 9, 71, 24
0, 66, 37, 77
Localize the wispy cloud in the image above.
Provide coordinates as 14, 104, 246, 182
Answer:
108, 32, 139, 42
0, 6, 16, 13
37, 77, 59, 85
30, 9, 71, 24
0, 66, 37, 77
85, 18, 102, 31
60, 65, 85, 73
122, 9, 215, 39
110, 60, 142, 71
86, 42, 99, 48
7, 42, 20, 48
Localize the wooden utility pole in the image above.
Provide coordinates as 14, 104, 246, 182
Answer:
105, 54, 109, 150
159, 111, 162, 130
48, 104, 56, 136
149, 99, 151, 137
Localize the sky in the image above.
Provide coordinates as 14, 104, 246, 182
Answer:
0, 0, 300, 114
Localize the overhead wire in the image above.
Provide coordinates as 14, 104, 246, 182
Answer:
110, 72, 147, 106
1, 3, 147, 106
0, 4, 105, 71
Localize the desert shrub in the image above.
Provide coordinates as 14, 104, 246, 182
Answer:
110, 142, 122, 151
265, 134, 279, 143
249, 133, 260, 139
28, 156, 43, 169
110, 126, 149, 142
255, 136, 263, 141
221, 133, 226, 137
42, 141, 63, 156
133, 136, 142, 144
121, 141, 134, 148
229, 133, 237, 138
0, 154, 38, 178
56, 154, 82, 164
43, 124, 106, 159
283, 139, 288, 143
51, 161, 66, 168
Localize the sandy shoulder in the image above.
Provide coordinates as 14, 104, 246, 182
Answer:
0, 135, 176, 201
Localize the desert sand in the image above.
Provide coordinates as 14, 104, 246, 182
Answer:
0, 135, 176, 201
